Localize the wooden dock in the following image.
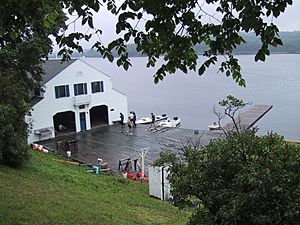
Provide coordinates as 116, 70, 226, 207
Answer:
37, 104, 272, 174
223, 104, 273, 131
37, 125, 222, 173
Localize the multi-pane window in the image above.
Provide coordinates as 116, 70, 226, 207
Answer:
91, 81, 104, 93
55, 85, 70, 98
74, 83, 87, 96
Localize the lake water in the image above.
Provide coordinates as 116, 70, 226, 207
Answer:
83, 54, 300, 141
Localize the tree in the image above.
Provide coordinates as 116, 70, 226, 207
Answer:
48, 1, 294, 86
98, 0, 293, 86
0, 71, 31, 167
0, 0, 294, 166
0, 0, 111, 166
0, 0, 67, 166
155, 130, 300, 225
213, 95, 249, 133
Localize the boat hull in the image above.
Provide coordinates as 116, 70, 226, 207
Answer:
136, 114, 167, 124
159, 118, 181, 128
208, 124, 221, 130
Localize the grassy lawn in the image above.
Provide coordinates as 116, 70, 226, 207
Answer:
0, 150, 189, 225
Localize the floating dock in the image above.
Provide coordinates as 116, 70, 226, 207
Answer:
222, 104, 273, 131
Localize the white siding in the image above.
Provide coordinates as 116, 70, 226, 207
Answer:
148, 166, 171, 201
27, 59, 128, 144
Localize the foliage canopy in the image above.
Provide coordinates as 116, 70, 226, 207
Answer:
0, 0, 67, 166
16, 0, 291, 86
41, 0, 292, 86
107, 0, 292, 86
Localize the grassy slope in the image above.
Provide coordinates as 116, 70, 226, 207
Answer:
0, 150, 189, 225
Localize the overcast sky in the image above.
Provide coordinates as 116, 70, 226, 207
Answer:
273, 0, 300, 31
58, 1, 300, 50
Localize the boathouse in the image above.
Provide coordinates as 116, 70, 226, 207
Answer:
26, 59, 128, 144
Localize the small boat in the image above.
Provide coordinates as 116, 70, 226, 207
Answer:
208, 122, 221, 130
136, 114, 167, 124
158, 117, 181, 128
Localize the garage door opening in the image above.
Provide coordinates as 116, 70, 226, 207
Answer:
90, 105, 108, 128
53, 111, 76, 134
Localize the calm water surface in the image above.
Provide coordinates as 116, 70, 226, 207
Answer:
84, 54, 300, 141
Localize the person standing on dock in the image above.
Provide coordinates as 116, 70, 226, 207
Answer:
127, 116, 133, 135
132, 111, 137, 128
147, 113, 157, 131
129, 111, 134, 121
120, 113, 125, 127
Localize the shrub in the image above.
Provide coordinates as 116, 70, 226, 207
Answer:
157, 130, 300, 225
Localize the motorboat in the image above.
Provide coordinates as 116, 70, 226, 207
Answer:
158, 117, 181, 128
136, 114, 167, 124
208, 122, 221, 130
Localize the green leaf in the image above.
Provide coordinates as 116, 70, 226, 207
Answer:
226, 70, 230, 77
179, 64, 188, 74
92, 2, 100, 12
158, 74, 164, 81
124, 32, 131, 42
238, 78, 246, 87
137, 12, 143, 19
123, 60, 131, 70
254, 50, 266, 62
273, 8, 280, 18
105, 52, 114, 62
198, 65, 206, 76
43, 20, 50, 28
88, 17, 94, 29
116, 58, 122, 67
82, 17, 88, 26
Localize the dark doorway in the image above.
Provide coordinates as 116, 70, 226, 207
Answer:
53, 111, 76, 133
90, 105, 108, 128
80, 112, 87, 131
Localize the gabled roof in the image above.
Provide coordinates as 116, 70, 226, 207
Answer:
31, 59, 77, 106
41, 59, 77, 84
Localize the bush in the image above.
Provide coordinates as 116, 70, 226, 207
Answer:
157, 130, 300, 225
0, 104, 30, 168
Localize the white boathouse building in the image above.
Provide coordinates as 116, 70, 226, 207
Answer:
27, 59, 128, 144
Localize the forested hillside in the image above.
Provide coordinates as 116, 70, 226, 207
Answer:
235, 31, 300, 54
50, 31, 300, 58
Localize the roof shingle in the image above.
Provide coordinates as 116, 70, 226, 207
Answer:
41, 59, 77, 84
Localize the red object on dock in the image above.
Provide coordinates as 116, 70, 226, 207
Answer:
137, 171, 142, 178
31, 143, 48, 153
127, 173, 134, 179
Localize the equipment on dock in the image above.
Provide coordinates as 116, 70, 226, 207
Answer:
87, 166, 110, 175
118, 156, 149, 181
135, 147, 149, 178
118, 157, 132, 172
56, 139, 78, 156
133, 158, 141, 171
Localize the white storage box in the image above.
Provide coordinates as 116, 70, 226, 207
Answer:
148, 165, 171, 201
